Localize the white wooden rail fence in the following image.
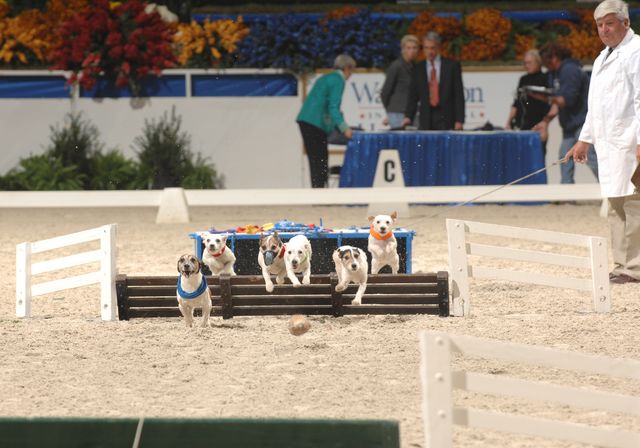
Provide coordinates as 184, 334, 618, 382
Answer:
16, 224, 117, 321
446, 219, 610, 316
419, 331, 640, 448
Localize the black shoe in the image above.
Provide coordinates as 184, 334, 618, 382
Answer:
610, 273, 640, 284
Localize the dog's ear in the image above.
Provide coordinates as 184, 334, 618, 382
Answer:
177, 257, 182, 273
367, 215, 374, 222
221, 234, 228, 244
391, 211, 397, 220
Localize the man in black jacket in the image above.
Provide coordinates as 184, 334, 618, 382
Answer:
402, 32, 465, 130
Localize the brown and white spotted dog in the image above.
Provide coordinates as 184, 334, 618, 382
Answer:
332, 245, 368, 305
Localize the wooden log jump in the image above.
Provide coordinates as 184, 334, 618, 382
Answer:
116, 273, 449, 320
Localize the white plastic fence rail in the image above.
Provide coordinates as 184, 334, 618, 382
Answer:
446, 219, 610, 316
16, 224, 117, 321
419, 330, 640, 448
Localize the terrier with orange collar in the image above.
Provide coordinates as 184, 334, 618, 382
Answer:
368, 212, 399, 274
202, 234, 236, 276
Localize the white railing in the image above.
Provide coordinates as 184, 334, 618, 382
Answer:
16, 224, 117, 321
419, 330, 640, 448
446, 219, 610, 316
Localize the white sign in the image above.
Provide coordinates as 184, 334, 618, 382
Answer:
367, 149, 410, 217
307, 69, 524, 131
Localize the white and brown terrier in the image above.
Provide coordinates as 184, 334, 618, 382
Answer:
332, 245, 368, 305
176, 254, 211, 327
368, 212, 399, 274
258, 232, 288, 292
202, 233, 236, 276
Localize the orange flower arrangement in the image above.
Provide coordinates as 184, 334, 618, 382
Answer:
407, 10, 462, 59
408, 10, 462, 43
0, 9, 48, 65
0, 1, 9, 20
324, 6, 360, 22
557, 10, 603, 60
461, 8, 511, 61
174, 18, 249, 67
514, 34, 537, 60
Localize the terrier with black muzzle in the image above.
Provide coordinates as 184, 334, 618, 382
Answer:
332, 245, 368, 305
257, 232, 287, 292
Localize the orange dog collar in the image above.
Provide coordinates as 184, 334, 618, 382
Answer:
370, 226, 393, 240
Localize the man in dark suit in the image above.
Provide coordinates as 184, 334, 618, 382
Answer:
402, 32, 465, 130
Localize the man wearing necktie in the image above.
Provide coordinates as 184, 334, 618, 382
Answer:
402, 31, 465, 130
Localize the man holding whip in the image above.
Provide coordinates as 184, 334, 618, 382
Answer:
567, 0, 640, 284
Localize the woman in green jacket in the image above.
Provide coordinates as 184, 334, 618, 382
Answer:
297, 54, 356, 188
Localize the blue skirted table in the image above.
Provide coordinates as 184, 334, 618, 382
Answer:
339, 131, 546, 187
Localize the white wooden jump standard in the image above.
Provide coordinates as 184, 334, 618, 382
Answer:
419, 330, 640, 448
446, 219, 610, 316
16, 224, 117, 321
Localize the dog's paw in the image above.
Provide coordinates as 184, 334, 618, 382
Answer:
265, 283, 275, 293
292, 281, 302, 288
335, 283, 347, 292
275, 276, 285, 285
351, 298, 362, 305
302, 277, 310, 285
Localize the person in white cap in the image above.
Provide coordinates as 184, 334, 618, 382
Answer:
567, 0, 640, 284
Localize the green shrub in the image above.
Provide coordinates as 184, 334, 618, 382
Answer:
182, 154, 225, 189
89, 149, 144, 190
134, 106, 223, 189
1, 154, 84, 190
47, 112, 104, 188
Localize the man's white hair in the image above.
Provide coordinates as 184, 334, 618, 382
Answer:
334, 54, 356, 70
594, 0, 629, 22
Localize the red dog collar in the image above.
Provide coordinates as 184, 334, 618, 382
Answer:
370, 225, 393, 240
209, 246, 226, 257
278, 245, 286, 258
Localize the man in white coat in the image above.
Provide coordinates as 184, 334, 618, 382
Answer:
567, 0, 640, 284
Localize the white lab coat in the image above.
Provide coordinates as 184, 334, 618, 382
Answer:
579, 28, 640, 198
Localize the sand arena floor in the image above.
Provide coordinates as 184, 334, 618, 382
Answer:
0, 204, 638, 448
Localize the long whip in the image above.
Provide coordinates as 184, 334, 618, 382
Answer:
406, 158, 565, 223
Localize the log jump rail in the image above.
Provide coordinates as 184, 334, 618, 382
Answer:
116, 273, 450, 320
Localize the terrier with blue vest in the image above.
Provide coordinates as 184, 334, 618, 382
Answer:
368, 212, 399, 274
176, 254, 212, 327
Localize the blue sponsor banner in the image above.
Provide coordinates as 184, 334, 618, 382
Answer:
80, 75, 186, 98
0, 75, 70, 99
192, 74, 297, 97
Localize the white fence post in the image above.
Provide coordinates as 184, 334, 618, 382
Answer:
420, 332, 453, 448
419, 330, 640, 448
446, 219, 611, 315
100, 225, 118, 321
16, 242, 32, 318
446, 219, 470, 317
589, 236, 610, 313
15, 224, 118, 320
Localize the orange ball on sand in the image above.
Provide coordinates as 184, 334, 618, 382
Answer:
288, 314, 311, 336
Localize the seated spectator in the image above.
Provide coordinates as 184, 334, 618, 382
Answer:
380, 34, 420, 129
505, 49, 551, 156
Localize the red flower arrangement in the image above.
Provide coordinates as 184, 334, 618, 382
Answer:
50, 0, 176, 95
